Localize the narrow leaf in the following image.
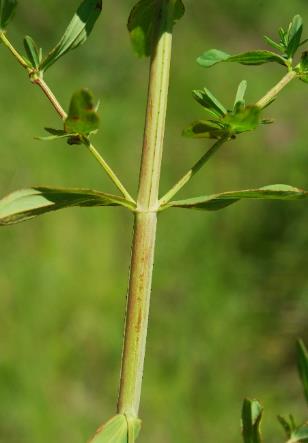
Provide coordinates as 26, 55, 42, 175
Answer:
161, 184, 308, 212
182, 119, 227, 139
197, 49, 288, 68
287, 15, 303, 58
39, 0, 102, 72
264, 35, 284, 52
297, 339, 308, 404
23, 35, 41, 69
241, 399, 263, 443
277, 415, 292, 438
193, 87, 227, 117
89, 415, 141, 443
64, 89, 99, 136
127, 0, 185, 57
0, 187, 135, 226
234, 80, 247, 109
0, 0, 17, 30
291, 423, 308, 442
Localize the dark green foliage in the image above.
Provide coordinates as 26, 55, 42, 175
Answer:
64, 89, 100, 136
197, 49, 288, 68
241, 399, 263, 443
23, 36, 42, 69
297, 339, 308, 404
0, 0, 17, 31
128, 0, 185, 57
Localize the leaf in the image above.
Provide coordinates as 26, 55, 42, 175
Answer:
161, 185, 308, 212
296, 339, 308, 405
225, 106, 260, 134
241, 399, 263, 443
182, 119, 227, 139
127, 0, 185, 57
234, 80, 247, 109
0, 187, 135, 226
197, 49, 288, 68
296, 51, 308, 83
277, 415, 292, 438
287, 15, 303, 58
0, 0, 17, 30
290, 423, 308, 442
35, 128, 78, 143
192, 87, 227, 117
89, 415, 141, 443
264, 35, 284, 52
23, 35, 42, 69
64, 89, 99, 136
39, 0, 102, 72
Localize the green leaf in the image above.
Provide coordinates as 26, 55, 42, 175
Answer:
161, 184, 308, 212
234, 80, 247, 109
0, 0, 17, 30
277, 415, 292, 438
23, 35, 42, 69
0, 187, 135, 226
296, 51, 308, 83
127, 0, 185, 57
287, 15, 303, 58
197, 49, 288, 68
64, 89, 99, 136
297, 339, 308, 405
182, 119, 227, 139
225, 106, 260, 134
290, 423, 308, 442
241, 399, 263, 443
89, 415, 141, 443
192, 87, 227, 117
264, 35, 284, 52
39, 0, 102, 72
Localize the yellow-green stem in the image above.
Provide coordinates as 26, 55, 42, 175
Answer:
0, 31, 29, 69
256, 70, 297, 109
117, 0, 174, 417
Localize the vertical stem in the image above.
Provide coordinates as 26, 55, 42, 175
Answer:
117, 0, 174, 417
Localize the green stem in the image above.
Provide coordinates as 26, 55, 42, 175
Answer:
33, 76, 68, 120
256, 70, 297, 109
117, 0, 174, 417
0, 31, 29, 69
87, 142, 135, 203
159, 137, 227, 206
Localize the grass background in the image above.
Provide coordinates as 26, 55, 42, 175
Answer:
1, 1, 308, 442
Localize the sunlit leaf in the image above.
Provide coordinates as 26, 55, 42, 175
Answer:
39, 0, 102, 72
64, 89, 99, 136
287, 15, 303, 58
241, 399, 263, 443
290, 423, 308, 442
0, 187, 135, 225
197, 49, 288, 68
89, 415, 141, 443
297, 339, 308, 405
0, 0, 17, 30
161, 185, 308, 212
224, 106, 260, 134
193, 87, 227, 117
234, 80, 247, 109
128, 0, 185, 57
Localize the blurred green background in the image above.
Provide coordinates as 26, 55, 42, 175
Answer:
1, 1, 308, 442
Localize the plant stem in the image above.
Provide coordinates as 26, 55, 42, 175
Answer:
117, 0, 174, 417
87, 143, 135, 203
0, 31, 29, 69
159, 137, 227, 205
256, 70, 297, 109
33, 76, 67, 120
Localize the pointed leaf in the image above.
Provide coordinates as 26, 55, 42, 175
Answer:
197, 49, 288, 68
161, 185, 308, 212
0, 0, 17, 30
0, 187, 135, 226
241, 399, 263, 443
64, 89, 99, 135
193, 87, 227, 117
182, 119, 227, 139
234, 80, 247, 109
23, 35, 41, 69
39, 0, 102, 72
264, 35, 284, 52
277, 415, 292, 438
89, 415, 141, 443
128, 0, 185, 57
297, 339, 308, 405
287, 15, 303, 58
